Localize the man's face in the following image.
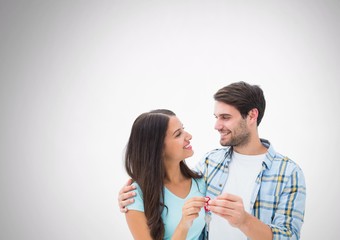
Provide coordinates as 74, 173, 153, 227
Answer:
214, 101, 250, 147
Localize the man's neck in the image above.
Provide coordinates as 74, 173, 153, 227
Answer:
233, 138, 267, 155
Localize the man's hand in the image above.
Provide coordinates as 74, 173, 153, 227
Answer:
118, 178, 136, 213
207, 193, 273, 240
206, 193, 248, 228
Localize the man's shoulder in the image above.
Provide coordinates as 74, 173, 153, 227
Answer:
204, 147, 230, 158
263, 139, 303, 173
269, 151, 304, 175
195, 147, 230, 169
198, 147, 232, 167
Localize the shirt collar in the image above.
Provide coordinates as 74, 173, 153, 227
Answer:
221, 138, 275, 170
261, 138, 275, 170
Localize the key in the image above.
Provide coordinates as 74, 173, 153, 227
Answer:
204, 196, 210, 212
204, 197, 211, 239
204, 212, 212, 232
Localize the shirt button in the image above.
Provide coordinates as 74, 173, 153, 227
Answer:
219, 184, 222, 187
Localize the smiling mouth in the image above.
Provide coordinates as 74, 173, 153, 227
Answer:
184, 144, 192, 149
220, 132, 230, 137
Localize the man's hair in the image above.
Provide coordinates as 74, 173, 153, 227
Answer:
214, 81, 266, 126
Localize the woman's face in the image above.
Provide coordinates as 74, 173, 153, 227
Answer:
163, 116, 193, 163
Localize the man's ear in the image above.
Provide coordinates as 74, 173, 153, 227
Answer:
248, 108, 259, 124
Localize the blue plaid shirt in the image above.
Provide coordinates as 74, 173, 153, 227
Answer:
195, 139, 306, 239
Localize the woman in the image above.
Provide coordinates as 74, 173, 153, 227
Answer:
124, 109, 207, 240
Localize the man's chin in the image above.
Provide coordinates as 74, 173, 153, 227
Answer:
220, 140, 231, 147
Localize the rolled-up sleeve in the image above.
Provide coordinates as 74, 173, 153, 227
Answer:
269, 168, 306, 239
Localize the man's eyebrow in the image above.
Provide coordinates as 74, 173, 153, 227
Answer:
215, 113, 231, 117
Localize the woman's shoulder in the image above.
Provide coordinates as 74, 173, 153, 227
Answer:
131, 181, 143, 196
128, 181, 145, 212
131, 181, 140, 188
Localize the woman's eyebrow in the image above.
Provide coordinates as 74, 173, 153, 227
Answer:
172, 127, 182, 136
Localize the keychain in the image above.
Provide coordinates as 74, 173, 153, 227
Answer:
204, 196, 211, 239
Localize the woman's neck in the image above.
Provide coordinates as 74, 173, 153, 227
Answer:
163, 166, 192, 199
163, 161, 187, 184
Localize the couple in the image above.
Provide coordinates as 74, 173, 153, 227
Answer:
119, 81, 306, 240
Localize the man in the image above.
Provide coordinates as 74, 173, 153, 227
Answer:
118, 81, 306, 240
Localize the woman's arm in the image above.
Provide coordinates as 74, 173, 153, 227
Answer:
125, 210, 153, 240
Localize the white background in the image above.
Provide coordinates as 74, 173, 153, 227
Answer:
1, 0, 339, 239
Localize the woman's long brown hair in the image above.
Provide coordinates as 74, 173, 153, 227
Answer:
125, 109, 201, 240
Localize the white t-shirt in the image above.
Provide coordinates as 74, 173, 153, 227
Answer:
209, 151, 265, 240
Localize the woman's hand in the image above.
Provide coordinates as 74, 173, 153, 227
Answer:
179, 196, 206, 229
171, 196, 206, 240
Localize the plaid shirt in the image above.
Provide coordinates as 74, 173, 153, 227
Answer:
195, 139, 306, 240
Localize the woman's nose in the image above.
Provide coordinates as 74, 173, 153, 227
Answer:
186, 132, 192, 141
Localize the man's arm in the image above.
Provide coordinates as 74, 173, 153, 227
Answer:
267, 168, 306, 239
118, 178, 137, 213
208, 166, 306, 240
